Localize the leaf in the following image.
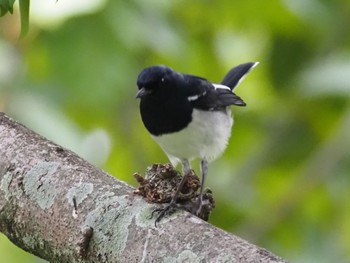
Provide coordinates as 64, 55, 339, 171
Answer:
19, 0, 29, 37
0, 0, 16, 16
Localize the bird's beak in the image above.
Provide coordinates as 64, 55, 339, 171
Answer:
136, 87, 152, 98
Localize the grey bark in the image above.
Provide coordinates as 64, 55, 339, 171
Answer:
0, 112, 288, 263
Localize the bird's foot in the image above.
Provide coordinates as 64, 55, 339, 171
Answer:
190, 189, 215, 221
151, 201, 182, 227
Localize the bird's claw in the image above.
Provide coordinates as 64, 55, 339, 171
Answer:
151, 202, 180, 227
195, 200, 203, 217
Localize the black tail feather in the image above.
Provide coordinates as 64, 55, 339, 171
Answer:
221, 62, 258, 90
216, 88, 246, 107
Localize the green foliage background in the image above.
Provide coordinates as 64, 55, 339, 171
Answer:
1, 0, 350, 262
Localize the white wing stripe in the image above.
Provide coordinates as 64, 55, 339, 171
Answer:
213, 83, 231, 90
187, 91, 207, 101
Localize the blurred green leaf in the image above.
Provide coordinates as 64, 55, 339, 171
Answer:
0, 0, 15, 16
0, 0, 30, 37
269, 35, 314, 91
19, 0, 29, 37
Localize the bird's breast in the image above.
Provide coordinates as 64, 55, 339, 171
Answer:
153, 108, 233, 166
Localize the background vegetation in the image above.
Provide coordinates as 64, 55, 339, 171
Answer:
1, 0, 350, 262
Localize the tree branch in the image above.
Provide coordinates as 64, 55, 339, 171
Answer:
0, 112, 287, 262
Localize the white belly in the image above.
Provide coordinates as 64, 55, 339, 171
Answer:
152, 108, 233, 166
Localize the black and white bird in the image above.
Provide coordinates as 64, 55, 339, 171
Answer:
136, 62, 258, 224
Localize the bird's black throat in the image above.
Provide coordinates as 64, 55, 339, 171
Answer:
140, 95, 193, 136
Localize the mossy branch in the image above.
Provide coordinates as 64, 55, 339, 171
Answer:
0, 112, 287, 262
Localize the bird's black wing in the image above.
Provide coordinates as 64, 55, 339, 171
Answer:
183, 74, 211, 100
221, 62, 258, 90
184, 75, 246, 111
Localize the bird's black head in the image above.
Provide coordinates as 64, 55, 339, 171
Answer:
136, 65, 175, 99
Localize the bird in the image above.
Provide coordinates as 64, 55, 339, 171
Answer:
136, 62, 258, 225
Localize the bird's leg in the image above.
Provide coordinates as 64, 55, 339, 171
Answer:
153, 159, 191, 226
196, 158, 208, 215
181, 159, 191, 176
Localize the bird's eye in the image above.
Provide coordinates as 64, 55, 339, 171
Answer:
161, 78, 165, 82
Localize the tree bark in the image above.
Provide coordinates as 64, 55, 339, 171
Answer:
0, 112, 288, 263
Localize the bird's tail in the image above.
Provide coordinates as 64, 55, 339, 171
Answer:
221, 62, 259, 90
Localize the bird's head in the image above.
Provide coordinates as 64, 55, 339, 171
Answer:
136, 65, 174, 99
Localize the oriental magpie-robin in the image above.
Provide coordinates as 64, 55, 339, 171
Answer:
136, 62, 258, 224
